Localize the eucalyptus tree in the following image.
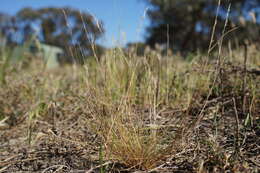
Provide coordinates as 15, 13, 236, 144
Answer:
144, 0, 260, 53
16, 7, 104, 61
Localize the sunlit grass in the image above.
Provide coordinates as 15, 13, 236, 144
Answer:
0, 45, 259, 171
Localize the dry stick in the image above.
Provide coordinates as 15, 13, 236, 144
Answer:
232, 97, 240, 154
0, 165, 10, 173
242, 43, 248, 114
62, 9, 76, 64
217, 2, 231, 61
155, 56, 160, 108
217, 3, 231, 116
208, 0, 221, 54
41, 165, 68, 173
79, 11, 102, 87
186, 2, 232, 135
207, 27, 239, 54
80, 11, 99, 63
0, 157, 41, 170
85, 161, 112, 173
206, 0, 221, 68
166, 24, 170, 104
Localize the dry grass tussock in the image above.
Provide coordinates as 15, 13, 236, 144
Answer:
0, 46, 259, 172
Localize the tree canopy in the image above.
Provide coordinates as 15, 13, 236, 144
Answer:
144, 0, 260, 53
0, 7, 104, 62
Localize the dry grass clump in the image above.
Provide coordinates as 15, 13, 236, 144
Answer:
0, 45, 259, 172
85, 93, 181, 170
81, 47, 259, 171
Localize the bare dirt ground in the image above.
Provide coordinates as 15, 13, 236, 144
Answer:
1, 104, 259, 172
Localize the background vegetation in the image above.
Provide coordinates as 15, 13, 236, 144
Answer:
144, 0, 260, 53
0, 0, 259, 172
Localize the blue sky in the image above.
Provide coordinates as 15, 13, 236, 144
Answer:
0, 0, 150, 47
